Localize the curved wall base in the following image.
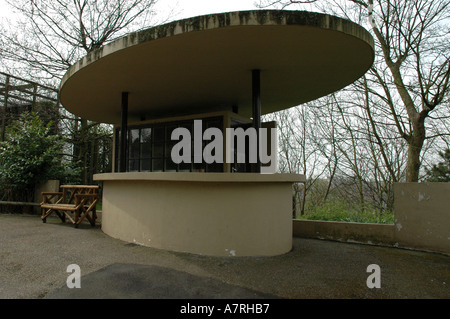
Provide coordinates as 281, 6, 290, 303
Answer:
95, 173, 304, 257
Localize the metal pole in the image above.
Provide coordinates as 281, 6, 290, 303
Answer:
252, 69, 261, 173
119, 92, 129, 173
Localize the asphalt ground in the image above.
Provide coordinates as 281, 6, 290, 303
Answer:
0, 214, 448, 300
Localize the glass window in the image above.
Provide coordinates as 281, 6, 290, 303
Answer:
115, 117, 225, 173
166, 125, 178, 142
207, 162, 223, 173
165, 158, 177, 172
153, 143, 164, 158
153, 126, 165, 143
128, 159, 139, 172
193, 162, 206, 173
129, 129, 140, 160
141, 159, 151, 172
114, 128, 121, 172
152, 158, 164, 172
179, 162, 192, 172
141, 128, 152, 158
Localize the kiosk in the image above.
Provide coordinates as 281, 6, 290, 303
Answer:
59, 10, 374, 256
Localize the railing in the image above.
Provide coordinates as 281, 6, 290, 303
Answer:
0, 72, 60, 140
0, 201, 40, 207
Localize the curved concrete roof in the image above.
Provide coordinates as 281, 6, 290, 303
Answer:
60, 10, 375, 124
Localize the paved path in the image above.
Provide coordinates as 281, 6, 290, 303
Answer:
0, 214, 448, 299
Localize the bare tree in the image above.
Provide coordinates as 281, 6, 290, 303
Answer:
266, 107, 315, 217
258, 0, 450, 182
308, 98, 340, 204
266, 98, 346, 217
2, 0, 159, 81
1, 0, 160, 183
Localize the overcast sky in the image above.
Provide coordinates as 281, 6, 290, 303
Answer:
167, 0, 260, 19
0, 0, 262, 76
0, 0, 261, 21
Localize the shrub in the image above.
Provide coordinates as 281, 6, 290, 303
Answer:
424, 149, 450, 182
299, 198, 394, 224
0, 112, 80, 203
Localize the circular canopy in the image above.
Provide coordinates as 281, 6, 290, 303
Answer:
60, 10, 375, 124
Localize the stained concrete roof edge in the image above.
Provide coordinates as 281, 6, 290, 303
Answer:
59, 9, 375, 93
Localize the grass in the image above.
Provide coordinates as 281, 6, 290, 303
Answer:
297, 200, 395, 224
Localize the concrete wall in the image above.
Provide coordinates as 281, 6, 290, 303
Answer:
34, 180, 60, 202
293, 183, 449, 255
293, 220, 396, 247
33, 180, 60, 214
95, 178, 448, 256
393, 183, 450, 255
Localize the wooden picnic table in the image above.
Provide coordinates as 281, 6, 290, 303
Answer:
40, 185, 100, 228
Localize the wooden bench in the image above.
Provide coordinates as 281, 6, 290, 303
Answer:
41, 185, 100, 228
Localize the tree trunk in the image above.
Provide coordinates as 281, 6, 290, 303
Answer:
78, 118, 89, 184
406, 115, 426, 182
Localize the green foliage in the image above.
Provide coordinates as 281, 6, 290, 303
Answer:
299, 198, 394, 224
424, 149, 450, 182
0, 112, 80, 195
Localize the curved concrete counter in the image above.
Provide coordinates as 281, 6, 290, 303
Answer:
94, 173, 305, 257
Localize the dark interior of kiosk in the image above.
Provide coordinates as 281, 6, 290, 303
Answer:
114, 114, 255, 173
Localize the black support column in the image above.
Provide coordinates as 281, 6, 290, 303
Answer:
252, 69, 261, 173
119, 92, 129, 173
